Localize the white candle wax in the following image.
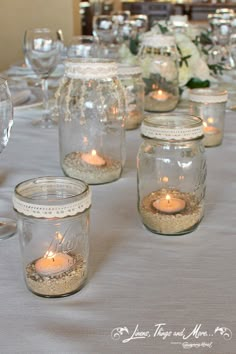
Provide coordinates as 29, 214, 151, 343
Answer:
149, 89, 169, 101
35, 253, 74, 276
153, 194, 186, 213
81, 149, 106, 166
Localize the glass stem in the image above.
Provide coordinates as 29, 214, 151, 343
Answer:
41, 78, 49, 114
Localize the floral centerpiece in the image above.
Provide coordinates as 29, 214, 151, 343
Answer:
119, 19, 224, 90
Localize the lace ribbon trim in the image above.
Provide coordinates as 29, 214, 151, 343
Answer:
13, 190, 91, 218
141, 124, 203, 140
118, 64, 142, 76
65, 62, 117, 79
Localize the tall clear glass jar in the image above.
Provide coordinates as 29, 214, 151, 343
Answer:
137, 114, 206, 236
118, 63, 144, 130
189, 88, 228, 147
13, 176, 91, 298
138, 34, 179, 112
58, 58, 126, 185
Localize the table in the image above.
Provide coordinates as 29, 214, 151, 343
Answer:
0, 96, 235, 353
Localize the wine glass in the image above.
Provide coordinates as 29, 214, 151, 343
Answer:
23, 28, 63, 128
0, 77, 16, 240
67, 35, 99, 58
130, 15, 148, 34
209, 17, 232, 70
93, 15, 118, 45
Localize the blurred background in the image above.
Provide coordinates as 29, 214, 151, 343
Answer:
1, 0, 236, 71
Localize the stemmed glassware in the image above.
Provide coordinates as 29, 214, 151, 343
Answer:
0, 78, 16, 240
208, 15, 233, 70
93, 15, 118, 45
23, 28, 63, 128
67, 35, 99, 59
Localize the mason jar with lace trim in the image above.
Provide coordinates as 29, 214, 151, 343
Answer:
138, 34, 179, 112
13, 176, 91, 298
137, 114, 206, 235
118, 63, 144, 130
189, 88, 228, 147
57, 58, 126, 185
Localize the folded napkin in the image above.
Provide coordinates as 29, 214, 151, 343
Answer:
6, 63, 64, 78
11, 89, 31, 106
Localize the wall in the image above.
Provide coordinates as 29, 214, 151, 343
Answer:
0, 0, 78, 71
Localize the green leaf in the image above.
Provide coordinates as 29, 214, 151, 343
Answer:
186, 78, 210, 89
158, 23, 169, 34
208, 63, 224, 76
129, 36, 140, 55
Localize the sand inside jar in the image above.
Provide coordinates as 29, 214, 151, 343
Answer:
125, 110, 143, 130
144, 93, 179, 112
25, 254, 87, 297
62, 152, 122, 184
139, 189, 204, 235
203, 129, 222, 147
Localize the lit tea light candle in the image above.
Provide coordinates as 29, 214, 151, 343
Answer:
149, 89, 169, 101
203, 122, 220, 135
35, 251, 74, 276
81, 149, 106, 166
153, 194, 186, 214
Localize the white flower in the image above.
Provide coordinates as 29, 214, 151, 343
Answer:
118, 43, 138, 65
175, 33, 211, 86
178, 62, 192, 87
120, 21, 213, 88
193, 57, 211, 81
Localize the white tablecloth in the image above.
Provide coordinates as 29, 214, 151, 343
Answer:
0, 98, 235, 353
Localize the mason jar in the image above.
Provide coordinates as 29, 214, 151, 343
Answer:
13, 176, 91, 298
118, 63, 144, 130
137, 114, 206, 235
58, 58, 126, 185
189, 88, 228, 147
138, 34, 179, 112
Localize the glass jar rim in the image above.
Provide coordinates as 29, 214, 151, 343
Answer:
189, 88, 228, 103
141, 114, 203, 140
13, 176, 91, 218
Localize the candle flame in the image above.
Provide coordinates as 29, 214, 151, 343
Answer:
91, 149, 97, 156
162, 176, 169, 183
207, 117, 214, 124
203, 121, 207, 128
157, 89, 163, 95
44, 250, 55, 259
166, 194, 171, 203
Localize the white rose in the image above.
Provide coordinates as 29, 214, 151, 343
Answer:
118, 44, 138, 65
178, 62, 192, 87
175, 33, 210, 84
175, 33, 200, 62
192, 58, 211, 81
